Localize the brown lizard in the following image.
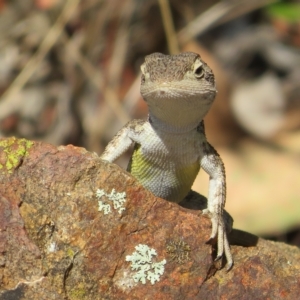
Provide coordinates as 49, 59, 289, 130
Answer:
101, 52, 233, 269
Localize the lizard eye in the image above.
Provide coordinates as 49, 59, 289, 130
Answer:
194, 65, 204, 79
141, 74, 145, 84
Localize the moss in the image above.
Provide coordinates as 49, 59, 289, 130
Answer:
0, 137, 34, 173
69, 286, 86, 299
66, 248, 75, 258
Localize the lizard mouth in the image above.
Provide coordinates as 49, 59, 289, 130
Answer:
142, 87, 215, 103
141, 81, 216, 101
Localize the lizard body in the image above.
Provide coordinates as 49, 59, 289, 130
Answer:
101, 52, 233, 269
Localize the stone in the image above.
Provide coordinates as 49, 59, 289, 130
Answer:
0, 137, 299, 299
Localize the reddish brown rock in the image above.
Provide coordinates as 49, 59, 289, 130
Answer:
0, 137, 299, 299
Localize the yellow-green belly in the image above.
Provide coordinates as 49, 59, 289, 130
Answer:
128, 145, 200, 203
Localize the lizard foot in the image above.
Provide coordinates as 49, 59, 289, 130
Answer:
203, 209, 233, 271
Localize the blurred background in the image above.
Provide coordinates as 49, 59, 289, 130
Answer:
0, 0, 299, 245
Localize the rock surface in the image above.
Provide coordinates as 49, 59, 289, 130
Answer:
0, 137, 299, 299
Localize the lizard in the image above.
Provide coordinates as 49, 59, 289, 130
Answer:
100, 52, 233, 270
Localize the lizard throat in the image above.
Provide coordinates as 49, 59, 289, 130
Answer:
147, 98, 213, 133
148, 114, 201, 134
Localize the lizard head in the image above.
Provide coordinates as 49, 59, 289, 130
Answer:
140, 52, 217, 132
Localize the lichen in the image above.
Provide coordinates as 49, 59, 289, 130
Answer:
67, 248, 75, 258
69, 286, 86, 299
0, 137, 33, 173
96, 188, 126, 215
166, 239, 191, 264
126, 244, 166, 285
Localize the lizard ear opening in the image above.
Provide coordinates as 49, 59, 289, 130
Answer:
193, 60, 204, 79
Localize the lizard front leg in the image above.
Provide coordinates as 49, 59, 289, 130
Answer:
200, 142, 233, 270
100, 121, 136, 163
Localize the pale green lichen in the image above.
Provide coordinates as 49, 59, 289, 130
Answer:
126, 244, 166, 285
96, 188, 126, 214
0, 137, 33, 173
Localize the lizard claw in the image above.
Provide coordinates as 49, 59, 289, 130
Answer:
204, 209, 233, 270
202, 208, 218, 240
225, 260, 233, 272
214, 255, 222, 261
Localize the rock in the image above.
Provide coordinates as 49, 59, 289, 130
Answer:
0, 137, 299, 299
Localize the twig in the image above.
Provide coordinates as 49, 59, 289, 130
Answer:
0, 0, 80, 103
178, 0, 277, 45
60, 31, 130, 124
158, 0, 179, 54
